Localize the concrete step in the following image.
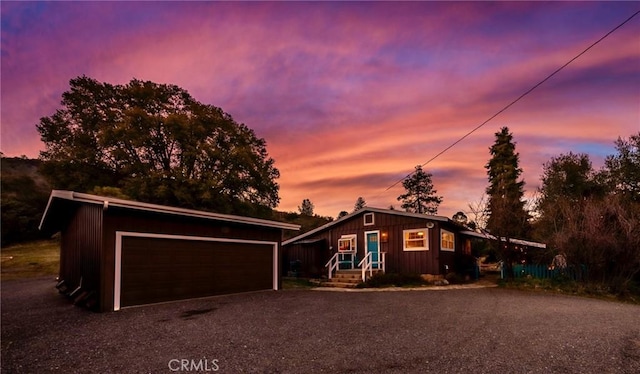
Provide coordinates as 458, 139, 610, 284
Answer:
314, 269, 385, 288
330, 277, 361, 284
335, 269, 362, 274
318, 281, 359, 288
333, 273, 362, 281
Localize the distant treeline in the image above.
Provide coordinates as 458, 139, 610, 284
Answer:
1, 157, 52, 245
0, 156, 330, 246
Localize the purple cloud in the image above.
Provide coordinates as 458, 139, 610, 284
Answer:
1, 1, 638, 218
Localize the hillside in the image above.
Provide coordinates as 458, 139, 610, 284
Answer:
271, 211, 332, 240
0, 157, 329, 245
1, 157, 52, 245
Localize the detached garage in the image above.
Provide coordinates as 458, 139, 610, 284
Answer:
39, 190, 299, 311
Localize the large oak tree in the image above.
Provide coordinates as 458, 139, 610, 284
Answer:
37, 76, 280, 216
534, 134, 640, 290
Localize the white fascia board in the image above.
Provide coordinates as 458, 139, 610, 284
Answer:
42, 190, 300, 231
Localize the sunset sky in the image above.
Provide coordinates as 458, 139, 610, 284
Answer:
2, 2, 639, 218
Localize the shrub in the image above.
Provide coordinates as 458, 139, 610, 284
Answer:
445, 272, 468, 284
358, 273, 426, 288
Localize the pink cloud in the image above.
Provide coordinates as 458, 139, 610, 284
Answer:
2, 2, 638, 218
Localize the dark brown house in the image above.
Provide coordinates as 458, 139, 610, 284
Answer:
39, 190, 299, 312
282, 207, 485, 279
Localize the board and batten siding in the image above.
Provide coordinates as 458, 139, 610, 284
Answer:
282, 238, 328, 278
373, 216, 440, 275
60, 203, 103, 293
312, 212, 443, 275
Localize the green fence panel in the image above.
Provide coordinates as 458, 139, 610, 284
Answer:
506, 264, 586, 281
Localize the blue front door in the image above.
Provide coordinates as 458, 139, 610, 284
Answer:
366, 232, 379, 269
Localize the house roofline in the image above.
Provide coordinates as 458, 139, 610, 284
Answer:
39, 190, 300, 232
282, 206, 546, 249
282, 207, 449, 246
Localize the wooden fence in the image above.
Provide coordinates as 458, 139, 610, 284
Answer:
501, 264, 587, 281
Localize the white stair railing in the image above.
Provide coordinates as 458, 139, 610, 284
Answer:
358, 252, 387, 282
358, 252, 373, 282
325, 253, 340, 280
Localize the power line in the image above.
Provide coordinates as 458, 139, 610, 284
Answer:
383, 9, 640, 193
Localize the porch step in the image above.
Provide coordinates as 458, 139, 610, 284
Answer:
318, 281, 359, 288
319, 269, 384, 288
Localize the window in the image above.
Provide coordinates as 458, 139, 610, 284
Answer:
403, 229, 428, 251
338, 235, 356, 252
364, 213, 374, 226
441, 230, 455, 251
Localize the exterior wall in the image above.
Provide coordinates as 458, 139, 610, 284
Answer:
361, 213, 440, 275
99, 207, 283, 312
437, 223, 459, 275
285, 212, 454, 276
282, 239, 328, 278
59, 204, 103, 292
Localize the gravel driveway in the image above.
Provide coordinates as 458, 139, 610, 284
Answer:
2, 277, 639, 373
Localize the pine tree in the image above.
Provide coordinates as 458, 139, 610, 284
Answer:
353, 197, 366, 211
397, 166, 443, 214
485, 127, 530, 277
485, 127, 529, 236
298, 199, 314, 216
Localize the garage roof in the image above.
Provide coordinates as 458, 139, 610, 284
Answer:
39, 190, 300, 233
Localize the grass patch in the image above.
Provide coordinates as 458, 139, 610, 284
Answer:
498, 276, 640, 304
1, 239, 60, 281
282, 277, 315, 290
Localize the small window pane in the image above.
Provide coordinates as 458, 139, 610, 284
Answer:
441, 230, 455, 251
403, 229, 428, 251
364, 213, 374, 225
338, 235, 356, 252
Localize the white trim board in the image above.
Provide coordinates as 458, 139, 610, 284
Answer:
41, 190, 300, 231
114, 231, 279, 311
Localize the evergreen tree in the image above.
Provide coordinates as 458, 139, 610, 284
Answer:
298, 199, 314, 216
397, 166, 443, 214
485, 127, 530, 276
353, 197, 366, 211
485, 127, 529, 237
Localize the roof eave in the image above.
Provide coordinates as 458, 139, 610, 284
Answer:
283, 207, 449, 245
39, 190, 300, 232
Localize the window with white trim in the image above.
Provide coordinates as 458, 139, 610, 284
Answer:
364, 213, 375, 226
441, 230, 455, 252
338, 234, 357, 252
403, 229, 428, 251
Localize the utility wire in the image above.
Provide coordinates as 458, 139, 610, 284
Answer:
383, 10, 640, 193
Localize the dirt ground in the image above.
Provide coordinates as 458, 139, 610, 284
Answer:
2, 277, 639, 373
